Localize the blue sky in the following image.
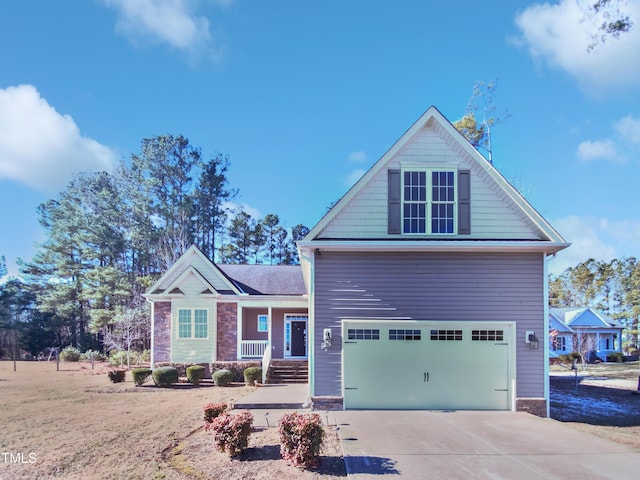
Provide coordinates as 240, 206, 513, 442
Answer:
1, 0, 639, 278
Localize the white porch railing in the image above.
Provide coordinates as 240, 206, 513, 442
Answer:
261, 343, 272, 385
241, 340, 268, 358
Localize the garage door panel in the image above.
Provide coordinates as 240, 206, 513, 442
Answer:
343, 322, 512, 410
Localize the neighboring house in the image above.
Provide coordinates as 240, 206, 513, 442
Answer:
144, 245, 308, 365
548, 312, 574, 357
297, 106, 568, 416
549, 307, 623, 361
147, 106, 569, 416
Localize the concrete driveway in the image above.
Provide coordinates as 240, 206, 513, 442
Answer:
333, 410, 640, 479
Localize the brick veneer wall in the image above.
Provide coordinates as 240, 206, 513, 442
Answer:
216, 303, 237, 361
516, 398, 547, 417
153, 302, 171, 364
311, 396, 344, 411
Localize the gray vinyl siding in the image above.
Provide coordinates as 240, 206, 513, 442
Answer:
313, 251, 545, 399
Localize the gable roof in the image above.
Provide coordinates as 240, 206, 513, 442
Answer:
550, 307, 623, 330
146, 245, 240, 296
549, 312, 575, 334
301, 106, 568, 254
218, 264, 306, 295
144, 245, 306, 297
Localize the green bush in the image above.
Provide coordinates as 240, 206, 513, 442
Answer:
187, 365, 206, 385
203, 402, 228, 423
210, 361, 260, 382
243, 366, 262, 386
278, 412, 325, 468
79, 349, 107, 363
152, 366, 179, 387
109, 349, 128, 367
567, 351, 581, 361
212, 369, 234, 387
140, 349, 151, 363
59, 346, 82, 362
207, 411, 253, 457
606, 352, 625, 363
156, 362, 209, 378
132, 368, 153, 386
108, 369, 126, 383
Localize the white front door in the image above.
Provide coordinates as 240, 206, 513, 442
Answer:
284, 315, 308, 358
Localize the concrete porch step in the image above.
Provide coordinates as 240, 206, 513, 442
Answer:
266, 359, 308, 384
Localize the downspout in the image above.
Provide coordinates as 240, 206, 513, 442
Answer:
543, 252, 550, 417
146, 297, 155, 367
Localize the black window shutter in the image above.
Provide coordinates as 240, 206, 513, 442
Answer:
458, 170, 471, 235
388, 169, 401, 234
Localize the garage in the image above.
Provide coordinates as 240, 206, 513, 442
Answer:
342, 321, 515, 410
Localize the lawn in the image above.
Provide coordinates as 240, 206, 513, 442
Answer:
3, 360, 638, 479
550, 361, 640, 451
0, 361, 345, 480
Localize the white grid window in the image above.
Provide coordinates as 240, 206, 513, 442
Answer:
178, 308, 208, 339
257, 314, 268, 332
402, 169, 456, 235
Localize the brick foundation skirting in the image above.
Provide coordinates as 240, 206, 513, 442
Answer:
311, 396, 344, 411
516, 398, 547, 417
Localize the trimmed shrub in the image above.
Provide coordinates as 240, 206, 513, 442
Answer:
210, 361, 260, 382
152, 366, 179, 387
212, 369, 234, 387
243, 366, 262, 386
132, 368, 153, 386
59, 346, 82, 362
203, 402, 228, 423
278, 412, 325, 468
108, 369, 126, 383
156, 362, 210, 378
208, 411, 253, 457
187, 365, 206, 385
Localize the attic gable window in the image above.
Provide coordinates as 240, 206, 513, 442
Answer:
402, 169, 456, 234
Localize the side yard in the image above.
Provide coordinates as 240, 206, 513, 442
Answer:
0, 361, 345, 480
550, 362, 640, 451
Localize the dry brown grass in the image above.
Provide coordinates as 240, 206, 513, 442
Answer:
0, 361, 345, 480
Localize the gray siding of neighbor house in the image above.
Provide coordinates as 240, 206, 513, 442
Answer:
313, 251, 545, 399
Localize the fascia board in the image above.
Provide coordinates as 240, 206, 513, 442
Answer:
298, 239, 570, 255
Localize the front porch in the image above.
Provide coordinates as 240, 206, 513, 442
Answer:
235, 304, 309, 384
236, 306, 309, 360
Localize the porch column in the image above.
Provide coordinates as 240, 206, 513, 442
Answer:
236, 306, 243, 360
267, 306, 272, 352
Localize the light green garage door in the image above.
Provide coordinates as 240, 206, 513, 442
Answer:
343, 321, 514, 410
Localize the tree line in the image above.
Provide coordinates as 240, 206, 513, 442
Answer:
0, 135, 309, 358
550, 257, 640, 353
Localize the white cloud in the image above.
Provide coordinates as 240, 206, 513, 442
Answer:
514, 0, 640, 93
0, 84, 118, 193
102, 0, 221, 59
345, 168, 366, 187
576, 114, 640, 163
614, 115, 640, 147
548, 215, 633, 275
348, 150, 367, 163
576, 139, 620, 163
222, 201, 263, 221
